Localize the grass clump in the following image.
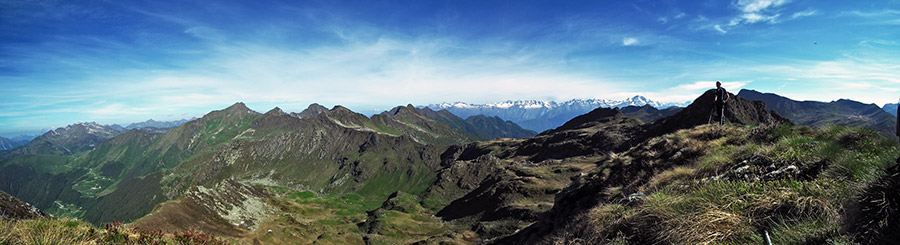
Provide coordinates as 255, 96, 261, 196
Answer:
0, 218, 226, 244
639, 178, 851, 244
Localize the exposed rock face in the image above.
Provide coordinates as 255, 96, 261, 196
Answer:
0, 189, 50, 220
644, 89, 787, 138
133, 180, 272, 237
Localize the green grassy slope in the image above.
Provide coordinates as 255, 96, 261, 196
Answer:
500, 124, 899, 244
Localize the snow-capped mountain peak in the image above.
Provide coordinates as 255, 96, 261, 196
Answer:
426, 96, 689, 132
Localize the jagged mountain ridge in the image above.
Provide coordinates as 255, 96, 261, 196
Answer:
0, 122, 123, 159
428, 96, 689, 132
417, 107, 537, 139
738, 89, 897, 139
0, 101, 484, 226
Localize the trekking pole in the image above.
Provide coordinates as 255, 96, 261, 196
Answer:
707, 106, 715, 124
720, 106, 726, 125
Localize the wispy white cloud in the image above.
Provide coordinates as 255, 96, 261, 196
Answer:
729, 0, 788, 26
706, 0, 795, 33
841, 9, 900, 25
842, 9, 900, 18
622, 37, 639, 46
791, 9, 818, 19
734, 0, 789, 13
713, 25, 727, 34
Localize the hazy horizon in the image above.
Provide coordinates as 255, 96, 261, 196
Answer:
2, 0, 899, 136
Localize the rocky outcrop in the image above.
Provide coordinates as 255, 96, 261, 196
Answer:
133, 180, 272, 237
642, 89, 787, 139
0, 189, 49, 220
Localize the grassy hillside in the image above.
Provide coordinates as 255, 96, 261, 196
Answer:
500, 124, 899, 244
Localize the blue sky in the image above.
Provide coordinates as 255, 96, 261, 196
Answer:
1, 0, 899, 136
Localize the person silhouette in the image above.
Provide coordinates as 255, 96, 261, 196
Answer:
712, 81, 729, 125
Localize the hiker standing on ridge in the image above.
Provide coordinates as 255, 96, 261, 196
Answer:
712, 81, 729, 125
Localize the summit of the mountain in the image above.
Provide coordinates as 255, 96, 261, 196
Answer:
264, 107, 286, 116
644, 89, 787, 138
384, 104, 419, 117
293, 103, 329, 119
224, 102, 251, 112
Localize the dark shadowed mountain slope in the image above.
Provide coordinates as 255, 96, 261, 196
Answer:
1, 189, 50, 220
644, 89, 787, 138
465, 115, 537, 139
739, 89, 898, 139
372, 105, 481, 145
417, 107, 471, 131
620, 105, 683, 123
419, 107, 645, 238
418, 107, 537, 140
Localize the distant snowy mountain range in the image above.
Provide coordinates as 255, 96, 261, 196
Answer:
426, 96, 689, 132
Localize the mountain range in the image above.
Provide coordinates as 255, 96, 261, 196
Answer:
738, 89, 898, 139
885, 103, 898, 116
124, 118, 195, 131
0, 135, 34, 151
427, 96, 689, 132
1, 90, 899, 244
